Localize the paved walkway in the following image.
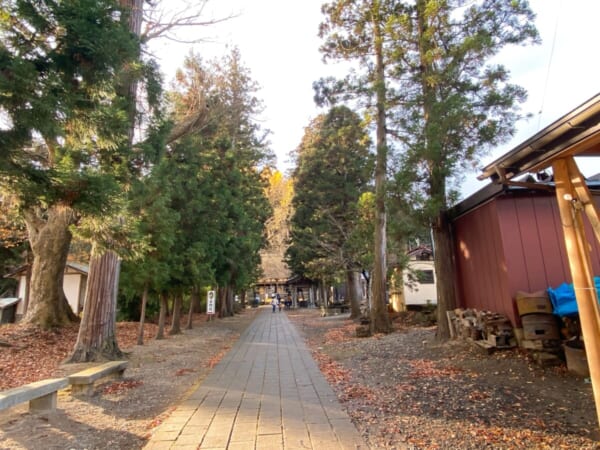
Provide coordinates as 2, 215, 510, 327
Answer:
144, 307, 368, 449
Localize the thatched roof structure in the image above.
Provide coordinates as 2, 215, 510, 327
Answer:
258, 249, 290, 284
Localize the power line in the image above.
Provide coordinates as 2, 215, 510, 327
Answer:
537, 0, 562, 130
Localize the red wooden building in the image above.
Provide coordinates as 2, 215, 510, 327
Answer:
471, 92, 600, 426
451, 181, 600, 326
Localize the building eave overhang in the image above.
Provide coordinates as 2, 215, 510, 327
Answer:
479, 93, 600, 183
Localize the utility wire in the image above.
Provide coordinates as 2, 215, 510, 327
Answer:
537, 0, 562, 130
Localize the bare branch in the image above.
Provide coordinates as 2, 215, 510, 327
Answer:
141, 1, 237, 44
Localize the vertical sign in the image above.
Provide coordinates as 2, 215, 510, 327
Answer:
207, 290, 216, 315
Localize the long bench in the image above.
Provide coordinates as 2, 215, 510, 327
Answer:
68, 360, 128, 395
0, 360, 129, 412
0, 378, 69, 412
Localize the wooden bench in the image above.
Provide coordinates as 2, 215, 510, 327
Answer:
323, 304, 350, 316
0, 378, 69, 412
68, 361, 128, 395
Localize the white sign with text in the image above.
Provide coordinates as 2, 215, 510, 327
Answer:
207, 290, 216, 315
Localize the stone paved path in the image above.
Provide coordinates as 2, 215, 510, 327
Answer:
144, 307, 368, 449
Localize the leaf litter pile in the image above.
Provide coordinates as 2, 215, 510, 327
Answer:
0, 321, 160, 390
0, 310, 259, 449
288, 309, 600, 449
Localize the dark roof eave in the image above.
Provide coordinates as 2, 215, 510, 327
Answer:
451, 180, 600, 219
4, 262, 88, 278
449, 182, 507, 219
479, 93, 600, 182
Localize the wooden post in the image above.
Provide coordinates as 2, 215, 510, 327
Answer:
566, 157, 600, 328
553, 157, 600, 428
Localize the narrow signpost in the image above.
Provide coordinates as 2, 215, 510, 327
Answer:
207, 290, 216, 321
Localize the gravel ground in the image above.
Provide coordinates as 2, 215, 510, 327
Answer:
2, 307, 599, 450
287, 308, 600, 450
0, 309, 260, 450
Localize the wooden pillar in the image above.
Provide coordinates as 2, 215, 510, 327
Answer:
553, 157, 600, 428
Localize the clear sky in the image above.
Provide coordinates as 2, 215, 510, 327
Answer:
150, 0, 600, 198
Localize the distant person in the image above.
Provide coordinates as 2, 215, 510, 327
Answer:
271, 297, 277, 313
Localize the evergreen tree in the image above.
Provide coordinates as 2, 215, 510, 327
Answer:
288, 106, 373, 318
388, 0, 538, 338
317, 0, 399, 332
318, 0, 538, 337
118, 167, 178, 343
0, 0, 141, 329
160, 49, 271, 320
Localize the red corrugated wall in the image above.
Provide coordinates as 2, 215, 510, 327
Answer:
453, 192, 600, 325
454, 199, 514, 322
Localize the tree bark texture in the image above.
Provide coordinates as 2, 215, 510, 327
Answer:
155, 293, 168, 339
370, 5, 392, 334
119, 0, 143, 143
186, 289, 195, 330
319, 281, 326, 307
23, 251, 32, 318
186, 300, 193, 329
23, 205, 77, 328
169, 292, 182, 335
137, 283, 149, 345
69, 250, 123, 362
226, 287, 234, 316
433, 210, 457, 340
120, 0, 143, 35
347, 269, 362, 319
362, 270, 371, 312
218, 286, 226, 318
67, 0, 143, 360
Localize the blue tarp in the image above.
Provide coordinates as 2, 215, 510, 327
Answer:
547, 277, 600, 317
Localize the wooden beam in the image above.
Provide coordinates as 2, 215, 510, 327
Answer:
553, 157, 600, 429
568, 157, 600, 255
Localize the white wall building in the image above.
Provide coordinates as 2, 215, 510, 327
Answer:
6, 262, 88, 318
390, 246, 437, 312
403, 259, 437, 306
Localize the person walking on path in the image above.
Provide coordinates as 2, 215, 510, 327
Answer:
271, 296, 277, 313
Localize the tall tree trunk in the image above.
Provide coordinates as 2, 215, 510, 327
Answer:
68, 0, 144, 359
169, 292, 182, 335
370, 4, 392, 334
433, 210, 457, 340
218, 286, 227, 318
346, 269, 362, 319
156, 293, 168, 339
119, 0, 143, 141
362, 269, 371, 311
320, 281, 327, 307
186, 297, 194, 330
23, 249, 32, 316
227, 286, 234, 316
23, 205, 77, 328
137, 283, 149, 345
186, 287, 197, 330
69, 249, 122, 362
415, 0, 457, 340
